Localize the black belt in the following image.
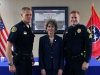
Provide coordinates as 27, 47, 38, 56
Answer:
71, 50, 86, 62
13, 51, 31, 56
21, 53, 31, 57
12, 51, 31, 60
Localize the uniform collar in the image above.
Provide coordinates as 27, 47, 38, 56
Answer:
71, 23, 80, 28
20, 21, 31, 29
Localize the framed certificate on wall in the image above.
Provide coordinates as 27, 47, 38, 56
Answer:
31, 7, 68, 34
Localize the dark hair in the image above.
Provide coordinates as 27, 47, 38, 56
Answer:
44, 19, 58, 31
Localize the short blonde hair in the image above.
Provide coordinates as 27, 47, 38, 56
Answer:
21, 7, 31, 13
44, 19, 58, 31
70, 10, 80, 16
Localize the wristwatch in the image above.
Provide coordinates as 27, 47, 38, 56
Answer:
8, 62, 14, 66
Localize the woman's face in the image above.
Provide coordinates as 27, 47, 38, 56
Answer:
46, 24, 55, 34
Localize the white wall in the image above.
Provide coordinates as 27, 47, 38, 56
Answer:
0, 0, 100, 57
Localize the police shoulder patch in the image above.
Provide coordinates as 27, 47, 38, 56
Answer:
11, 26, 17, 32
89, 34, 92, 38
87, 29, 91, 33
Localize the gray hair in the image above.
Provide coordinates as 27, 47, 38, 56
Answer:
44, 19, 58, 31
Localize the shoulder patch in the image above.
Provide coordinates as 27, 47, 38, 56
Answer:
89, 34, 92, 38
87, 29, 91, 33
11, 26, 17, 32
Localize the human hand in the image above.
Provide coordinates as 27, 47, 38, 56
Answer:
9, 65, 16, 73
31, 57, 35, 65
41, 69, 46, 75
58, 69, 63, 75
82, 62, 89, 70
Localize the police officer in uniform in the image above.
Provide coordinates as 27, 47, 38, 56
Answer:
63, 10, 92, 75
6, 7, 35, 75
39, 19, 64, 75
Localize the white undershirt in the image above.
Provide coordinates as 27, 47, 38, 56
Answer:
26, 25, 29, 28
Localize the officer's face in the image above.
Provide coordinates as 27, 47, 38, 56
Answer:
70, 13, 80, 26
21, 9, 32, 24
46, 24, 55, 34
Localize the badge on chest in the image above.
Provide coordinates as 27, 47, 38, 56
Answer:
77, 28, 81, 33
23, 31, 27, 35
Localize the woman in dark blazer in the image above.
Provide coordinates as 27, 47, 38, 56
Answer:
39, 19, 64, 75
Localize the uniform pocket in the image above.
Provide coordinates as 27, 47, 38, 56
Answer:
76, 33, 83, 38
22, 34, 29, 43
76, 33, 83, 44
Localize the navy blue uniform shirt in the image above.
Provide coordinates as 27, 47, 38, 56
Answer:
63, 24, 92, 63
7, 21, 35, 53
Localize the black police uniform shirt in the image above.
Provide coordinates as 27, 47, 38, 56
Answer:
7, 21, 35, 54
63, 24, 92, 63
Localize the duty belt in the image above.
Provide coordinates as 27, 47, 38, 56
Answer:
12, 51, 31, 60
71, 50, 86, 62
21, 53, 31, 57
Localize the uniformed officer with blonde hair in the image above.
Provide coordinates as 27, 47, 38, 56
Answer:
6, 7, 35, 75
63, 10, 92, 75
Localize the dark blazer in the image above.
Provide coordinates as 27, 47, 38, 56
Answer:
39, 34, 64, 70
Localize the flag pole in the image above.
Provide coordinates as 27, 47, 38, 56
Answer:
91, 1, 95, 32
90, 4, 93, 33
0, 13, 1, 38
